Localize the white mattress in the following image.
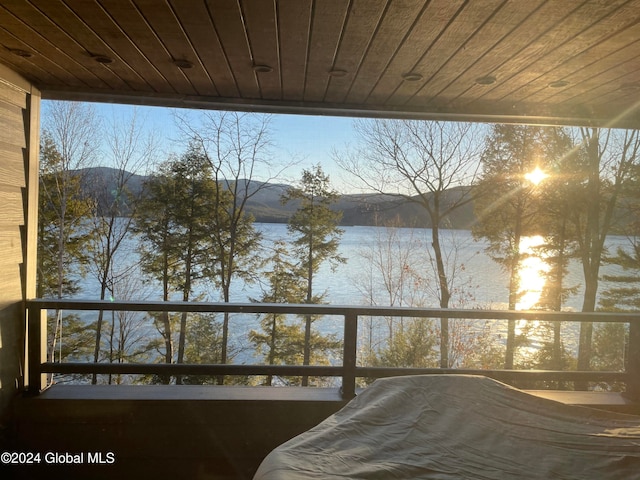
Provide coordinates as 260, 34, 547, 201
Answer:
254, 375, 640, 479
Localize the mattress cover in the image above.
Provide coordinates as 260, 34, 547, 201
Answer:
254, 375, 640, 479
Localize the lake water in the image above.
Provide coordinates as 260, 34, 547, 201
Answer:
70, 222, 630, 368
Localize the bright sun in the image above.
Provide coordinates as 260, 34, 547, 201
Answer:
524, 166, 547, 186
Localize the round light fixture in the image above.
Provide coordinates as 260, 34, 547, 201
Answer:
328, 69, 348, 77
475, 75, 496, 85
173, 59, 194, 69
93, 55, 113, 64
253, 64, 273, 73
402, 72, 423, 82
8, 48, 32, 58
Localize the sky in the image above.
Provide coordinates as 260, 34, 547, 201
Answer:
43, 100, 359, 192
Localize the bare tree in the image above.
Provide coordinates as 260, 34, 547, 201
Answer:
336, 120, 484, 367
354, 220, 497, 376
39, 101, 100, 378
572, 128, 640, 374
354, 220, 432, 370
87, 108, 157, 384
104, 264, 157, 385
174, 111, 293, 380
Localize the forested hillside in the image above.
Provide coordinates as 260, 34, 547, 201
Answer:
74, 166, 476, 228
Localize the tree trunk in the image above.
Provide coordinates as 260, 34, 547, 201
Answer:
218, 276, 232, 385
161, 260, 173, 384
302, 234, 314, 386
176, 248, 193, 385
431, 223, 451, 368
92, 277, 109, 385
505, 215, 522, 369
576, 128, 601, 387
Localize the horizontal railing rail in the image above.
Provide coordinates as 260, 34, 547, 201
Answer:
26, 299, 640, 399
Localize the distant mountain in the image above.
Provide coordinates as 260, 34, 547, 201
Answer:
71, 167, 147, 216
75, 167, 477, 228
335, 187, 476, 229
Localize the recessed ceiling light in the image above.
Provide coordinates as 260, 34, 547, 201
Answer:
475, 75, 496, 85
253, 64, 273, 73
7, 48, 32, 58
548, 80, 569, 88
93, 55, 113, 64
329, 69, 347, 77
173, 59, 194, 69
402, 73, 423, 82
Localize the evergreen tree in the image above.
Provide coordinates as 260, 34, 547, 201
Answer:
37, 132, 95, 299
169, 146, 218, 383
174, 111, 287, 380
135, 169, 179, 376
374, 319, 437, 369
38, 101, 99, 374
534, 128, 581, 373
181, 313, 228, 385
134, 147, 218, 383
594, 232, 640, 389
473, 125, 549, 368
282, 165, 345, 386
570, 128, 640, 378
249, 241, 341, 386
600, 240, 640, 312
204, 183, 262, 383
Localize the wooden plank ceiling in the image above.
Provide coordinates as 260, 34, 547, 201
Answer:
1, 0, 640, 128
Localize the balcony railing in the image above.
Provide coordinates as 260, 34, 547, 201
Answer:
26, 299, 640, 400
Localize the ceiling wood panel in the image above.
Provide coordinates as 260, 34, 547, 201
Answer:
169, 0, 236, 97
344, 0, 426, 105
242, 0, 282, 100
364, 0, 465, 106
560, 50, 640, 110
0, 3, 90, 88
207, 0, 259, 99
28, 0, 150, 91
419, 0, 546, 104
61, 0, 172, 93
391, 0, 506, 107
304, 0, 350, 103
99, 0, 198, 95
1, 1, 124, 90
520, 16, 640, 107
323, 0, 387, 104
1, 0, 638, 128
439, 1, 584, 108
277, 0, 312, 102
472, 0, 630, 106
496, 0, 640, 106
135, 0, 215, 96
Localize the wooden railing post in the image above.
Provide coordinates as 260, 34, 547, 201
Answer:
341, 311, 357, 399
626, 318, 640, 401
27, 302, 46, 394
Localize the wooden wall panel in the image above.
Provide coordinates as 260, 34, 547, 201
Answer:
0, 102, 26, 148
0, 263, 22, 300
0, 227, 22, 267
0, 186, 25, 226
0, 64, 38, 436
0, 143, 26, 188
0, 84, 27, 109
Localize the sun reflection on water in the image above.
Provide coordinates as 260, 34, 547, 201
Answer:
516, 235, 549, 310
514, 235, 551, 355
